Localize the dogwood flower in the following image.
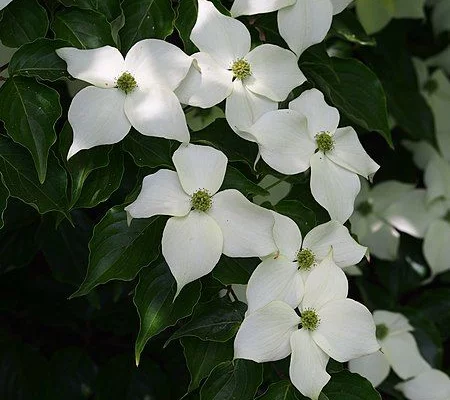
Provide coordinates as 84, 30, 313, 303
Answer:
125, 143, 277, 296
349, 310, 430, 387
395, 369, 450, 400
175, 0, 305, 138
56, 40, 192, 159
230, 0, 353, 57
235, 254, 379, 399
246, 211, 367, 313
246, 88, 380, 223
0, 0, 13, 10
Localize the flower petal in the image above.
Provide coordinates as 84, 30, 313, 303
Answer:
226, 80, 278, 138
175, 52, 233, 108
162, 212, 223, 297
245, 109, 315, 174
328, 127, 380, 179
395, 369, 450, 400
383, 332, 430, 380
423, 219, 450, 276
230, 0, 295, 17
209, 189, 277, 257
302, 253, 348, 310
330, 0, 353, 14
348, 351, 390, 388
172, 143, 228, 196
124, 170, 191, 218
373, 310, 413, 335
370, 180, 415, 214
313, 298, 379, 362
289, 329, 330, 400
278, 0, 333, 57
303, 220, 367, 268
124, 85, 189, 142
402, 140, 439, 170
245, 44, 305, 101
246, 257, 304, 314
310, 152, 361, 223
234, 301, 300, 362
67, 87, 130, 159
289, 88, 339, 140
0, 0, 14, 10
191, 0, 250, 68
271, 211, 302, 260
424, 154, 450, 204
56, 46, 125, 88
125, 39, 192, 91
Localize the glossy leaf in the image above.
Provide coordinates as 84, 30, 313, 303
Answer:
58, 0, 122, 22
186, 106, 225, 132
257, 381, 309, 400
72, 207, 165, 297
212, 256, 259, 286
221, 166, 269, 198
0, 77, 61, 183
330, 10, 376, 47
322, 370, 381, 400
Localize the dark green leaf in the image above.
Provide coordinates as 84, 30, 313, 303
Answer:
186, 106, 225, 132
200, 359, 263, 400
257, 381, 308, 400
221, 165, 269, 197
59, 0, 122, 22
0, 137, 69, 217
330, 10, 376, 47
0, 0, 48, 48
0, 77, 61, 182
322, 370, 381, 400
71, 206, 164, 297
167, 297, 246, 344
213, 255, 258, 286
122, 129, 173, 168
8, 38, 71, 81
181, 337, 233, 392
134, 260, 202, 365
52, 7, 115, 49
0, 178, 9, 229
300, 45, 392, 147
275, 198, 324, 235
119, 0, 175, 54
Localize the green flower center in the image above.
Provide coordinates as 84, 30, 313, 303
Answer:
301, 309, 320, 331
297, 248, 315, 270
116, 72, 137, 94
191, 189, 212, 212
357, 201, 373, 216
315, 131, 334, 153
231, 59, 251, 80
423, 79, 438, 95
376, 323, 389, 340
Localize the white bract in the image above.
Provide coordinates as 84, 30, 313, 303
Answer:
175, 0, 305, 138
56, 40, 192, 159
235, 254, 379, 400
395, 369, 450, 400
349, 310, 430, 387
230, 0, 353, 57
246, 88, 380, 223
246, 211, 367, 313
0, 0, 13, 10
125, 143, 277, 296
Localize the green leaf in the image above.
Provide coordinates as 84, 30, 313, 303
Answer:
212, 256, 259, 286
0, 0, 49, 48
257, 381, 308, 400
181, 337, 233, 392
52, 7, 115, 49
8, 38, 71, 81
300, 45, 392, 147
71, 207, 164, 297
200, 359, 263, 400
322, 370, 381, 400
0, 179, 9, 230
166, 297, 246, 345
134, 260, 202, 365
186, 106, 225, 132
330, 10, 376, 47
0, 77, 62, 183
221, 166, 269, 197
58, 0, 122, 22
119, 0, 175, 54
122, 129, 173, 169
0, 137, 69, 217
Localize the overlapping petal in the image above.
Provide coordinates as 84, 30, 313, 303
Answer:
348, 351, 391, 388
395, 369, 450, 400
423, 219, 450, 276
373, 310, 413, 335
330, 0, 353, 14
271, 211, 302, 261
230, 0, 295, 17
424, 155, 450, 203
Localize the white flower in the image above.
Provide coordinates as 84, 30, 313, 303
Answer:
230, 0, 353, 57
0, 0, 13, 10
234, 254, 379, 400
395, 369, 450, 400
56, 40, 192, 159
355, 0, 425, 35
246, 211, 367, 314
175, 0, 305, 138
349, 310, 430, 387
246, 88, 380, 223
125, 143, 277, 296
